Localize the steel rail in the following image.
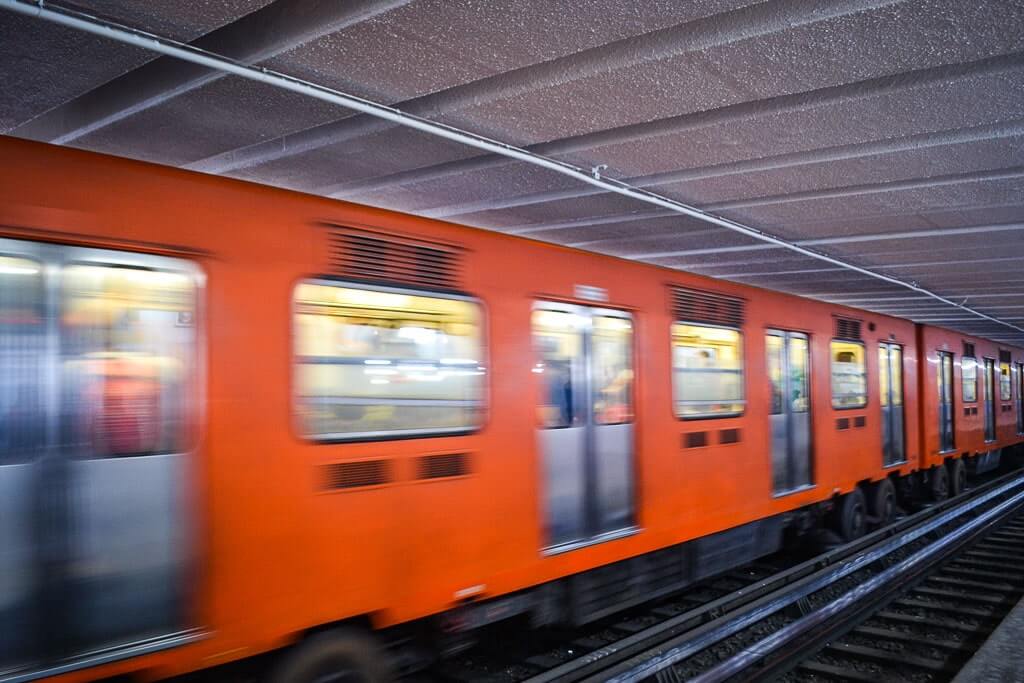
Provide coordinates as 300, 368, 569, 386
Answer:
522, 469, 1023, 683
690, 486, 1024, 683
2, 0, 1023, 336
592, 472, 1024, 683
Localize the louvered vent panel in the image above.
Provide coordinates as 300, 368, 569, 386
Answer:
1000, 350, 1012, 363
964, 342, 976, 357
670, 287, 744, 327
417, 453, 470, 480
684, 432, 708, 448
834, 318, 862, 341
328, 227, 462, 290
719, 428, 741, 445
323, 460, 390, 490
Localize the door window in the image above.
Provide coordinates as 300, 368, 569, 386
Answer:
984, 358, 996, 442
938, 351, 955, 452
534, 308, 584, 429
1017, 362, 1024, 435
0, 255, 45, 465
592, 315, 634, 425
879, 343, 905, 466
62, 264, 196, 457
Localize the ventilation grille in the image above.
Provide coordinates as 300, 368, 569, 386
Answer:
854, 416, 866, 428
328, 227, 462, 290
964, 342, 976, 357
836, 418, 850, 431
417, 453, 470, 480
1000, 350, 1012, 363
834, 317, 862, 341
719, 428, 741, 445
323, 460, 390, 490
670, 286, 744, 327
684, 432, 708, 448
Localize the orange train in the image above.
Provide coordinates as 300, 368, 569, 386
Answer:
0, 136, 1022, 682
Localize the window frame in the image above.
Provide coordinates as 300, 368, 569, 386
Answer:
291, 278, 488, 444
961, 355, 978, 404
670, 320, 745, 420
829, 338, 868, 410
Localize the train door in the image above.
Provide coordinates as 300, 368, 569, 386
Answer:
534, 303, 635, 550
938, 352, 954, 452
0, 239, 199, 674
1017, 362, 1023, 434
766, 330, 811, 494
984, 358, 997, 442
879, 343, 905, 466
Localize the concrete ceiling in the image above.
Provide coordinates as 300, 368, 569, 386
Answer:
2, 0, 1023, 342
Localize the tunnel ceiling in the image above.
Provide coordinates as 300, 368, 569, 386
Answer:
2, 0, 1024, 343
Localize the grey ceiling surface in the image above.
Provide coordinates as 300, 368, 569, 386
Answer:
2, 0, 1024, 342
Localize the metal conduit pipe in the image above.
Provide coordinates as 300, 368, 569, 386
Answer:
3, 0, 1022, 335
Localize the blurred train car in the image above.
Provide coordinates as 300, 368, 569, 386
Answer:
917, 326, 1024, 493
0, 137, 1022, 682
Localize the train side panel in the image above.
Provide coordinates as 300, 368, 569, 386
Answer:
0, 137, 967, 683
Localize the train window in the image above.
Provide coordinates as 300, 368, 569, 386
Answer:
1000, 361, 1012, 401
671, 323, 744, 418
592, 315, 634, 425
62, 264, 196, 457
533, 308, 584, 429
962, 356, 977, 402
293, 282, 484, 440
0, 255, 46, 464
830, 340, 867, 409
878, 346, 889, 408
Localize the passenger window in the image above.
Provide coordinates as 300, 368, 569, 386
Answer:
830, 340, 867, 409
0, 256, 46, 464
962, 356, 977, 402
293, 282, 484, 440
1001, 361, 1012, 401
62, 264, 196, 457
592, 315, 634, 425
671, 323, 744, 418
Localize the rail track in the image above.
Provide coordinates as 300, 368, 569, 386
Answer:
423, 468, 1024, 683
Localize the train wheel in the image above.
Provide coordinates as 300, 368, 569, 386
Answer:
269, 629, 393, 683
868, 478, 896, 527
834, 488, 867, 542
930, 465, 950, 502
948, 458, 966, 497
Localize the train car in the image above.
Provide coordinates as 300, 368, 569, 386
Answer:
918, 326, 1024, 494
0, 136, 1018, 683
